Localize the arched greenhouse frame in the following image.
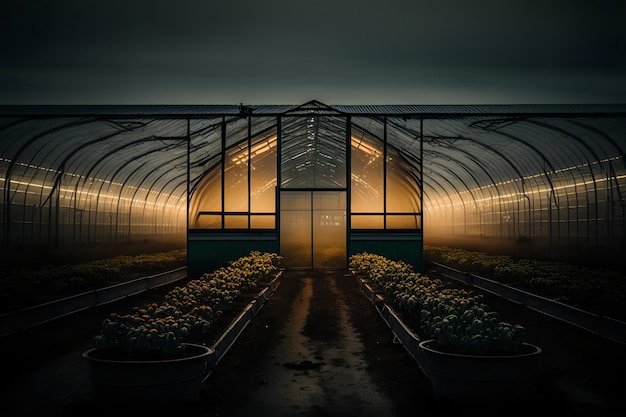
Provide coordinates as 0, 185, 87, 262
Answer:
1, 100, 625, 274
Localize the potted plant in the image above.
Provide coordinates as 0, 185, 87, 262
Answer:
83, 251, 282, 404
82, 288, 218, 403
417, 293, 541, 403
350, 252, 542, 403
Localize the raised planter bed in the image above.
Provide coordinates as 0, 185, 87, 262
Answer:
0, 267, 187, 337
431, 262, 626, 345
83, 266, 283, 404
353, 270, 542, 403
82, 342, 214, 404
419, 339, 541, 403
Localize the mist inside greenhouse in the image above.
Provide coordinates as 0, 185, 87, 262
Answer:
1, 101, 625, 416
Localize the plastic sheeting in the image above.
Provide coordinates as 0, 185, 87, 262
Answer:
1, 101, 625, 256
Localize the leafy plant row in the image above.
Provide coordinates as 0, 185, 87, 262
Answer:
0, 249, 187, 313
93, 251, 283, 359
424, 245, 626, 319
350, 252, 527, 355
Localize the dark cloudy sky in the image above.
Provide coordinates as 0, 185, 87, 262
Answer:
1, 0, 625, 105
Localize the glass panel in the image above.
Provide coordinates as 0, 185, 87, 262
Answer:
225, 117, 249, 149
313, 191, 346, 268
280, 191, 312, 268
195, 214, 221, 228
351, 215, 384, 229
224, 215, 248, 229
250, 134, 277, 213
386, 215, 422, 229
250, 215, 275, 229
224, 145, 248, 212
281, 116, 347, 189
386, 162, 420, 213
351, 129, 384, 213
190, 170, 222, 223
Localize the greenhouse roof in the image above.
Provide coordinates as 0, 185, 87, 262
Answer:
1, 101, 625, 117
1, 100, 625, 226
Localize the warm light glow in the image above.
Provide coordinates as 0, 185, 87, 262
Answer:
424, 155, 625, 241
351, 137, 381, 158
0, 157, 184, 211
190, 132, 278, 228
350, 133, 421, 229
351, 135, 384, 213
280, 191, 346, 268
426, 156, 624, 210
230, 136, 277, 165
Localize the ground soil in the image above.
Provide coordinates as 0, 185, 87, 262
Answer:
1, 268, 625, 416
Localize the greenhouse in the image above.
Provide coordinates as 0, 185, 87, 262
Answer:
3, 100, 626, 415
2, 100, 625, 272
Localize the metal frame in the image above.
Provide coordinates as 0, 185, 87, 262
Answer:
1, 101, 624, 262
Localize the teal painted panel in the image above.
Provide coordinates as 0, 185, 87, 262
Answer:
187, 233, 278, 276
350, 238, 423, 272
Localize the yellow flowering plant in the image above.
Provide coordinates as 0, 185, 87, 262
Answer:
92, 251, 282, 360
350, 252, 527, 355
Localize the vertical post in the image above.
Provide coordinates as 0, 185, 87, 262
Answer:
596, 164, 608, 247
420, 116, 424, 273
2, 169, 8, 249
310, 190, 314, 270
221, 116, 226, 229
247, 114, 252, 228
2, 156, 19, 249
56, 177, 61, 248
591, 161, 601, 249
186, 117, 191, 237
276, 116, 282, 249
383, 116, 388, 229
548, 190, 553, 247
72, 167, 77, 247
345, 115, 351, 267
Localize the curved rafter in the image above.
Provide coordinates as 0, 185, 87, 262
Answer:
0, 102, 624, 257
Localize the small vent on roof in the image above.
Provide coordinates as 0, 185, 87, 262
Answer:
239, 103, 253, 117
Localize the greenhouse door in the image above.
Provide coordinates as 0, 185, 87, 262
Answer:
280, 190, 347, 269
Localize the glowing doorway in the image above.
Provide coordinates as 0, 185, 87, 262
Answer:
280, 190, 347, 269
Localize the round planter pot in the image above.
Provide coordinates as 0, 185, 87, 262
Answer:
82, 343, 215, 404
418, 339, 542, 403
